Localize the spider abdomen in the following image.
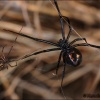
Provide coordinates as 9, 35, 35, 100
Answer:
63, 48, 82, 66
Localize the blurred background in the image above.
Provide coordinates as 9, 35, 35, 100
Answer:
0, 0, 100, 99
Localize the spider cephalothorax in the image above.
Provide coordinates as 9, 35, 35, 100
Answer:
58, 39, 69, 50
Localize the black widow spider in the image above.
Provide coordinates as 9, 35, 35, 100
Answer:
4, 0, 100, 88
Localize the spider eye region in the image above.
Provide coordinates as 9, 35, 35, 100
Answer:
63, 48, 82, 66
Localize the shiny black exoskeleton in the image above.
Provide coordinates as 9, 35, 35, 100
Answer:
63, 48, 82, 67
58, 39, 82, 67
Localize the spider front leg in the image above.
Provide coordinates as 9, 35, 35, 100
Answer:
70, 38, 88, 45
73, 43, 100, 49
4, 29, 58, 47
62, 16, 72, 41
54, 0, 65, 40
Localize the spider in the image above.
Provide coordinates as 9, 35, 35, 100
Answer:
0, 27, 23, 71
0, 45, 17, 71
4, 0, 100, 88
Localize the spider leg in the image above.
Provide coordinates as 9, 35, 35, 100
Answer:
54, 0, 65, 40
4, 29, 58, 47
56, 51, 63, 75
8, 61, 17, 67
21, 48, 61, 60
6, 26, 23, 58
73, 43, 100, 49
12, 48, 61, 61
62, 16, 72, 41
1, 46, 6, 60
61, 64, 66, 99
62, 16, 70, 25
8, 63, 15, 67
61, 63, 66, 92
70, 38, 87, 45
